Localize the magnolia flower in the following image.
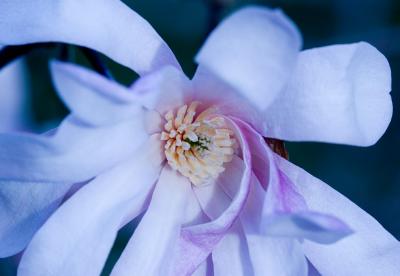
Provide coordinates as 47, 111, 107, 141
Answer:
1, 1, 399, 275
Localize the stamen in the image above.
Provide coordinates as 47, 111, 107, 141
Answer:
160, 102, 236, 186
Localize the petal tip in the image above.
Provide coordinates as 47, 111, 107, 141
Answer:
351, 42, 392, 146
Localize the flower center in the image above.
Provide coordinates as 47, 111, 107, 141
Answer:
160, 102, 236, 186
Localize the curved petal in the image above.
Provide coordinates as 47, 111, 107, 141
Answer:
264, 42, 392, 146
0, 0, 180, 74
219, 156, 308, 276
0, 115, 147, 183
212, 221, 253, 276
194, 178, 253, 276
196, 6, 301, 111
0, 181, 71, 257
111, 165, 192, 276
175, 117, 252, 275
18, 135, 164, 276
276, 156, 400, 275
234, 118, 352, 245
51, 61, 141, 127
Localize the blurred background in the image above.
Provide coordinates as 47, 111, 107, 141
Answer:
1, 0, 399, 274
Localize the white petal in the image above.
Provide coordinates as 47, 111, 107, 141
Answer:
276, 155, 400, 275
0, 0, 180, 74
18, 135, 164, 276
264, 42, 392, 146
111, 165, 192, 276
0, 116, 147, 183
220, 157, 308, 276
51, 61, 141, 127
196, 6, 301, 111
130, 65, 192, 115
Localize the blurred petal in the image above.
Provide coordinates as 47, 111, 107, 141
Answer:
0, 58, 28, 131
18, 135, 164, 276
196, 6, 301, 111
111, 165, 191, 276
264, 42, 392, 146
0, 181, 71, 257
0, 115, 147, 183
51, 61, 141, 127
0, 0, 180, 74
176, 117, 252, 275
277, 156, 400, 275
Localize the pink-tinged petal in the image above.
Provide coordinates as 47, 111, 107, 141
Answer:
276, 156, 400, 275
264, 42, 392, 146
0, 58, 28, 131
51, 61, 141, 127
194, 181, 253, 276
196, 6, 301, 111
175, 117, 252, 275
0, 0, 180, 74
0, 181, 71, 257
18, 135, 164, 276
234, 118, 352, 245
0, 116, 147, 183
220, 156, 308, 276
263, 211, 353, 244
130, 65, 192, 115
111, 165, 191, 276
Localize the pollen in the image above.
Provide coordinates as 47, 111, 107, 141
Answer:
160, 102, 237, 186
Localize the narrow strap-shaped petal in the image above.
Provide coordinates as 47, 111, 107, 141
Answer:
264, 42, 392, 146
196, 6, 301, 111
0, 121, 151, 257
51, 61, 142, 127
18, 135, 164, 276
175, 117, 252, 275
0, 0, 180, 74
276, 155, 400, 275
0, 116, 147, 183
111, 165, 192, 276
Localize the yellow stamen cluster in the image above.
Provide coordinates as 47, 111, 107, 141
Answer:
161, 102, 236, 186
